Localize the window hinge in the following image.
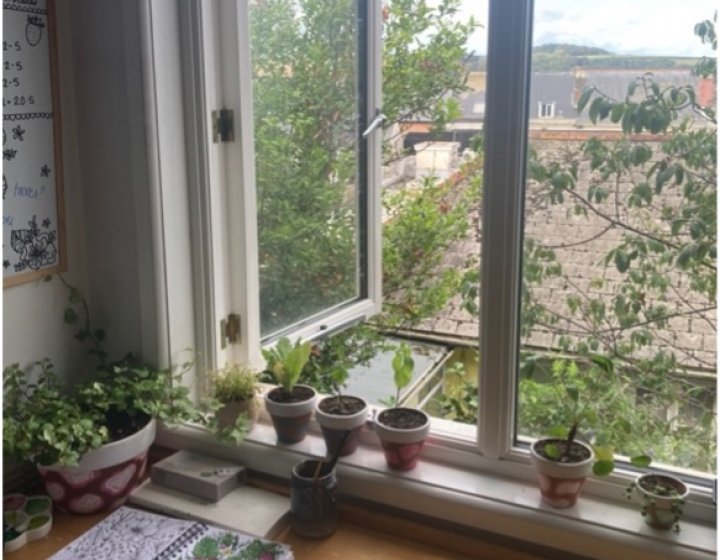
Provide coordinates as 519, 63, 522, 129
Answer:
220, 313, 241, 349
212, 109, 235, 142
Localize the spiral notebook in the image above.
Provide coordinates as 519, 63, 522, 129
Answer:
48, 506, 293, 560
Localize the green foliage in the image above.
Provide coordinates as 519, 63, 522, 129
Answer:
251, 0, 475, 335
521, 20, 716, 472
262, 337, 312, 394
3, 277, 202, 467
210, 364, 258, 403
381, 157, 482, 328
3, 355, 199, 467
392, 342, 414, 405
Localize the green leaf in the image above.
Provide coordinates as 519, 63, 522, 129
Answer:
576, 87, 594, 113
64, 308, 79, 325
544, 443, 561, 460
630, 455, 652, 468
590, 354, 613, 374
592, 459, 614, 476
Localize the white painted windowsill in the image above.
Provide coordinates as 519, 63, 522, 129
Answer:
155, 421, 716, 560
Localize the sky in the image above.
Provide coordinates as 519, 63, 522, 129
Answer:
458, 0, 716, 57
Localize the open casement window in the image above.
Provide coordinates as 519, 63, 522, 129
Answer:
171, 0, 383, 372
145, 0, 715, 503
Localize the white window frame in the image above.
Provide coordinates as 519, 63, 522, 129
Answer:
139, 0, 716, 556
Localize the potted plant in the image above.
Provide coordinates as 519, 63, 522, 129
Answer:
262, 337, 316, 444
206, 364, 261, 445
625, 472, 688, 532
3, 275, 201, 514
314, 366, 369, 457
373, 342, 430, 471
527, 356, 650, 508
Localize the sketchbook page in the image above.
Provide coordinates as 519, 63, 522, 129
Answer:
48, 507, 199, 560
48, 506, 293, 560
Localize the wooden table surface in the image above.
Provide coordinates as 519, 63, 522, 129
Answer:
9, 503, 544, 560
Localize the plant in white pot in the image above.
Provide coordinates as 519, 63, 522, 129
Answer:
529, 356, 650, 508
315, 366, 369, 457
3, 276, 201, 514
374, 343, 430, 471
206, 364, 261, 445
262, 337, 316, 444
625, 471, 688, 532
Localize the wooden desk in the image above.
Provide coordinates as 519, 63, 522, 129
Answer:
10, 504, 544, 560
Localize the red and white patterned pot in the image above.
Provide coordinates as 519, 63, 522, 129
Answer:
374, 408, 430, 471
530, 438, 594, 508
37, 418, 156, 514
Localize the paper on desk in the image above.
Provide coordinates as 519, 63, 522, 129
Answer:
48, 506, 293, 560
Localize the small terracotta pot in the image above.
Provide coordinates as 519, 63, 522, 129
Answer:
264, 385, 316, 444
37, 418, 155, 514
634, 473, 689, 530
315, 395, 369, 457
530, 438, 594, 508
374, 408, 430, 471
216, 397, 260, 432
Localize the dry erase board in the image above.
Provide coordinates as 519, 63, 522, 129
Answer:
3, 0, 65, 287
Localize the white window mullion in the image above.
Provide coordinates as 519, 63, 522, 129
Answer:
219, 0, 264, 369
478, 0, 534, 459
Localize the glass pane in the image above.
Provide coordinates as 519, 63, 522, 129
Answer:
518, 0, 717, 474
275, 1, 487, 437
250, 0, 362, 337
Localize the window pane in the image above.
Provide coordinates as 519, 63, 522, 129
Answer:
518, 0, 717, 474
250, 0, 362, 337
279, 1, 486, 435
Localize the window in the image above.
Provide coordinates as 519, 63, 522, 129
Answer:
537, 100, 555, 118
150, 0, 715, 490
518, 0, 717, 476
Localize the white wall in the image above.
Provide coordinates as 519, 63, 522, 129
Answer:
3, 1, 158, 376
2, 2, 90, 381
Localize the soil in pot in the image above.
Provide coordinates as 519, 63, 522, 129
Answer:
318, 395, 365, 415
533, 439, 592, 463
105, 409, 151, 442
317, 396, 367, 457
377, 408, 426, 429
267, 385, 315, 403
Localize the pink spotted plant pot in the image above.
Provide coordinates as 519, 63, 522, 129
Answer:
37, 418, 156, 514
530, 438, 594, 508
374, 408, 430, 471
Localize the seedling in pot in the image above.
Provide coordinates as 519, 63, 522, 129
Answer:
263, 337, 312, 397
374, 342, 430, 471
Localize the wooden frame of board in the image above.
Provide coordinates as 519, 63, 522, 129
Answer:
3, 0, 66, 288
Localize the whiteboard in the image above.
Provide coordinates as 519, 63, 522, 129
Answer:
3, 0, 65, 287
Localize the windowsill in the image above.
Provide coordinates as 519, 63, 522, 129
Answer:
155, 419, 716, 560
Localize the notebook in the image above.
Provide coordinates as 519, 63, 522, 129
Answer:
48, 506, 293, 560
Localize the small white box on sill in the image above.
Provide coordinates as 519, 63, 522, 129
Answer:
150, 450, 245, 502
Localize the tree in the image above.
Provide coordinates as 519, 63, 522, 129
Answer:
519, 18, 717, 471
250, 0, 476, 334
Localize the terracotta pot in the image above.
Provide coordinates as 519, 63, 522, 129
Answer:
374, 408, 430, 471
264, 385, 316, 444
216, 397, 260, 432
634, 473, 689, 530
530, 438, 594, 508
37, 418, 156, 514
315, 395, 369, 457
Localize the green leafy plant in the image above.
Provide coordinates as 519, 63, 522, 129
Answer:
391, 342, 414, 406
3, 275, 201, 467
262, 337, 312, 395
523, 354, 651, 475
624, 473, 686, 533
202, 364, 260, 445
210, 364, 258, 403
